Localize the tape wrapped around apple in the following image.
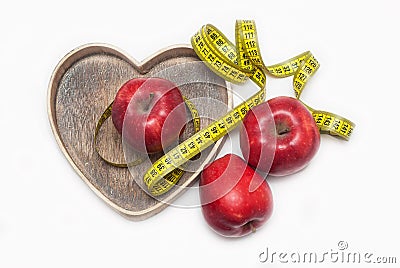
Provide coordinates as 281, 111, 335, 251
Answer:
111, 77, 187, 154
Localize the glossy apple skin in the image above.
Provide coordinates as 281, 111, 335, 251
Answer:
240, 96, 320, 176
111, 77, 186, 154
199, 154, 273, 237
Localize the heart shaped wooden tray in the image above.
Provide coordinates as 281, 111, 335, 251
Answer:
48, 43, 233, 220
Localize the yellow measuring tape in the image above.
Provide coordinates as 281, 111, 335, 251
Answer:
93, 20, 355, 195
141, 20, 355, 196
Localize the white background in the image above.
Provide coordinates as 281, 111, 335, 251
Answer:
1, 0, 399, 267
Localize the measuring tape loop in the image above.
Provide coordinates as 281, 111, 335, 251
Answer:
94, 101, 143, 168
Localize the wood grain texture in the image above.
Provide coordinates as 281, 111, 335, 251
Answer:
48, 44, 233, 220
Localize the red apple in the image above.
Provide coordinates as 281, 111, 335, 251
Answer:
240, 96, 320, 176
199, 154, 273, 237
112, 77, 187, 154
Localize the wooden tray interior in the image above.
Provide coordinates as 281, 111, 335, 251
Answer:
48, 44, 232, 220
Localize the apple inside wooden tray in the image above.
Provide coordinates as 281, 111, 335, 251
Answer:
48, 44, 233, 220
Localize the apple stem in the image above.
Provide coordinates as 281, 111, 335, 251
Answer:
278, 128, 290, 135
249, 222, 256, 233
276, 123, 290, 135
143, 93, 154, 111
